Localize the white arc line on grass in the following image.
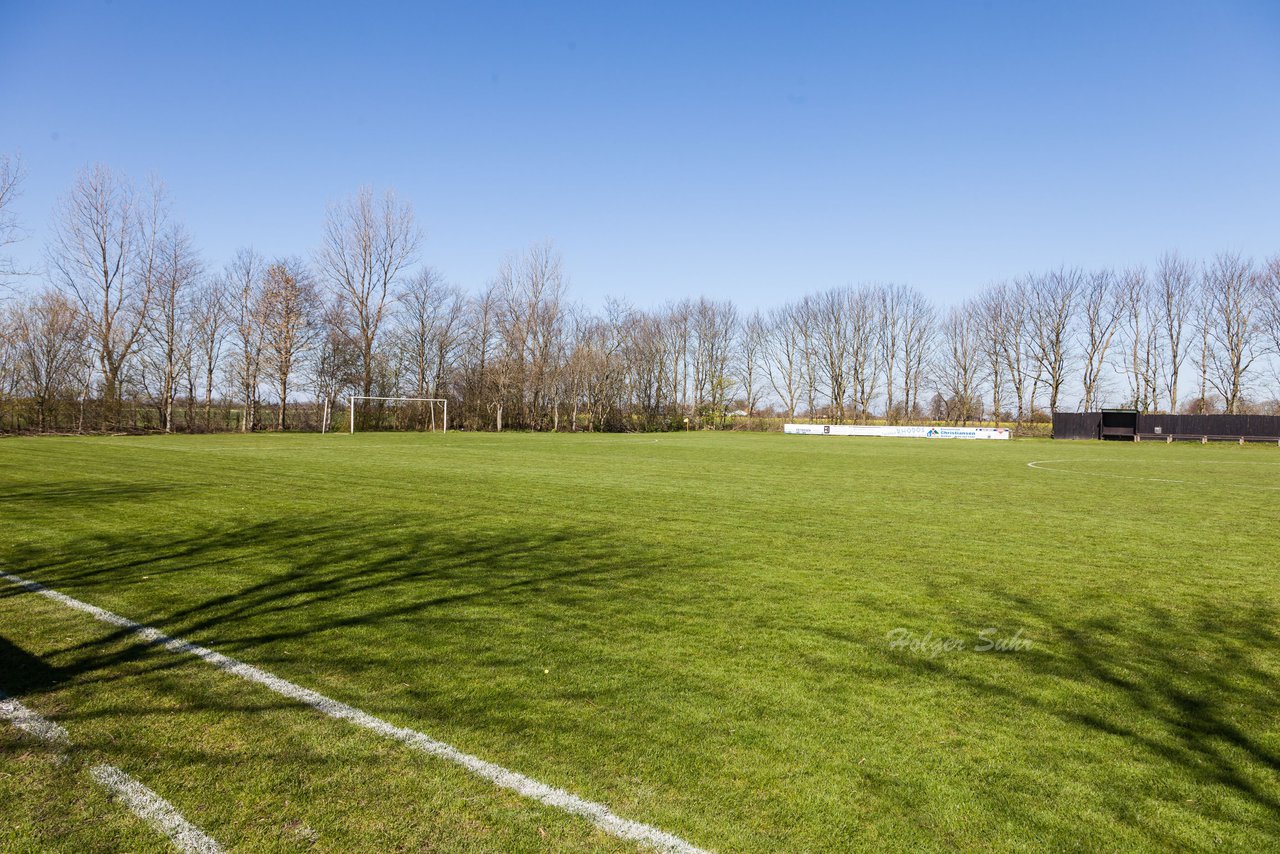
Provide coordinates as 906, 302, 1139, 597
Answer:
91, 765, 225, 854
1027, 459, 1196, 485
0, 690, 70, 743
0, 572, 710, 854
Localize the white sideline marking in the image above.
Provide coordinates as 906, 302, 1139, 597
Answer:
0, 690, 69, 744
1026, 458, 1280, 490
90, 764, 224, 854
0, 572, 709, 854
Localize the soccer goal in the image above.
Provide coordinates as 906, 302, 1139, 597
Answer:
348, 396, 448, 434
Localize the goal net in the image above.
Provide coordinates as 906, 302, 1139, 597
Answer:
348, 396, 448, 434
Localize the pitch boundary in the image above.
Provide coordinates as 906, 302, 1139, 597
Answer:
0, 690, 70, 744
90, 765, 225, 854
1026, 458, 1280, 490
0, 571, 709, 854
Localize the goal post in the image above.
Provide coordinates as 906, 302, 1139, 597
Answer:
348, 396, 448, 434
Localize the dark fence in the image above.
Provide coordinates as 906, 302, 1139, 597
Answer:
1052, 411, 1103, 440
1053, 411, 1280, 442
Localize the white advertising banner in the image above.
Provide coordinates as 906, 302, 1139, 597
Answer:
784, 423, 1010, 440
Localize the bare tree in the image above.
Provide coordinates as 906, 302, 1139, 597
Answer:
453, 282, 491, 429
1191, 270, 1214, 414
318, 187, 422, 407
0, 306, 15, 425
398, 266, 445, 400
1261, 255, 1280, 387
0, 153, 31, 293
487, 244, 571, 430
849, 286, 880, 419
764, 302, 803, 419
877, 284, 904, 419
0, 316, 15, 427
1117, 268, 1158, 411
396, 266, 466, 401
312, 299, 358, 432
937, 299, 984, 423
1078, 268, 1124, 411
48, 165, 164, 429
616, 305, 669, 429
142, 225, 202, 432
975, 285, 1010, 423
899, 287, 934, 420
1154, 252, 1196, 412
190, 275, 230, 429
995, 282, 1034, 422
847, 287, 879, 422
738, 310, 767, 417
804, 286, 879, 423
224, 249, 266, 431
570, 302, 629, 431
1027, 268, 1079, 414
260, 258, 320, 430
795, 296, 821, 419
512, 244, 570, 429
13, 171, 1280, 437
690, 298, 737, 426
473, 280, 514, 430
1203, 252, 1262, 414
659, 300, 692, 420
813, 288, 851, 422
11, 290, 85, 430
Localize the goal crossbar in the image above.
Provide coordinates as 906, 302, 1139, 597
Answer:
349, 396, 448, 434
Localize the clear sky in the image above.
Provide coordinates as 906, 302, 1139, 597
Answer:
3, 1, 1279, 309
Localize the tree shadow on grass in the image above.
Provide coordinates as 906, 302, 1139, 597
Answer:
0, 509, 665, 729
11, 488, 1276, 848
885, 587, 1280, 846
0, 635, 65, 694
0, 507, 678, 840
0, 480, 177, 519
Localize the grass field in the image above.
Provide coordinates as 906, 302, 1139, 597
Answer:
1, 432, 1278, 852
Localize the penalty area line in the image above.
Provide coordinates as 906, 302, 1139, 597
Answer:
0, 689, 70, 744
90, 764, 224, 854
0, 571, 710, 854
0, 690, 223, 853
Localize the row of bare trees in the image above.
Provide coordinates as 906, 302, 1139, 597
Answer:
2, 159, 1280, 433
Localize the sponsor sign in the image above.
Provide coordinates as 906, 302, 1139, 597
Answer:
784, 423, 1010, 440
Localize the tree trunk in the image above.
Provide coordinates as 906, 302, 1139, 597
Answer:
277, 378, 288, 430
1198, 329, 1209, 414
204, 368, 214, 430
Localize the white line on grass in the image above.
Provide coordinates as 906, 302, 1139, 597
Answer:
0, 689, 223, 852
1026, 459, 1197, 485
90, 764, 225, 854
1026, 458, 1280, 489
0, 690, 69, 743
0, 571, 710, 854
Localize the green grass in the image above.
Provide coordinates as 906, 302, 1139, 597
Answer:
1, 432, 1278, 852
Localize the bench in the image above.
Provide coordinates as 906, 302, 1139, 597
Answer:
1135, 432, 1280, 445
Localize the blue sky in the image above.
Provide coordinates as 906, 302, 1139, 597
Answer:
3, 1, 1279, 309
